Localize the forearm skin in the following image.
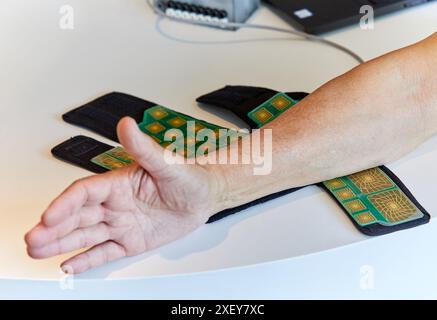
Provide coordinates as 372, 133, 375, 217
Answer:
210, 33, 437, 213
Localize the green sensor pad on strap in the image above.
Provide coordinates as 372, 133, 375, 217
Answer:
138, 105, 235, 158
324, 167, 425, 228
91, 105, 235, 167
248, 93, 298, 127
91, 147, 134, 171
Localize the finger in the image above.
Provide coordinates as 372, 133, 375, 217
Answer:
76, 205, 106, 228
25, 221, 73, 249
25, 205, 105, 248
61, 241, 126, 274
42, 173, 112, 227
117, 117, 177, 178
27, 223, 110, 259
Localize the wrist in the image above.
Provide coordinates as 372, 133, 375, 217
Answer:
205, 164, 234, 217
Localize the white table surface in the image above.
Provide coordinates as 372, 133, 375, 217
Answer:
0, 0, 436, 299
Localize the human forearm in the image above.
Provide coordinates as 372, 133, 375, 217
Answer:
25, 34, 436, 273
211, 33, 437, 212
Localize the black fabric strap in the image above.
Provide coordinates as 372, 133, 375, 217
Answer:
63, 92, 157, 142
54, 89, 430, 236
198, 86, 310, 222
198, 85, 430, 235
196, 85, 309, 129
51, 136, 113, 174
207, 186, 304, 223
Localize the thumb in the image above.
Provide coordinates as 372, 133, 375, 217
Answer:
117, 117, 176, 177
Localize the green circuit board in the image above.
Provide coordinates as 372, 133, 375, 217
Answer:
139, 105, 238, 158
248, 92, 297, 127
91, 147, 133, 170
92, 105, 240, 167
323, 167, 424, 227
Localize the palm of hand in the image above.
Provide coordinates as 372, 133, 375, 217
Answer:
106, 164, 213, 255
25, 118, 220, 274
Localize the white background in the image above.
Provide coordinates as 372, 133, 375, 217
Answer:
0, 0, 436, 298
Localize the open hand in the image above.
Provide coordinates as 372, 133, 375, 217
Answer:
25, 118, 225, 274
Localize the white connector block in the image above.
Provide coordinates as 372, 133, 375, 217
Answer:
165, 8, 229, 24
